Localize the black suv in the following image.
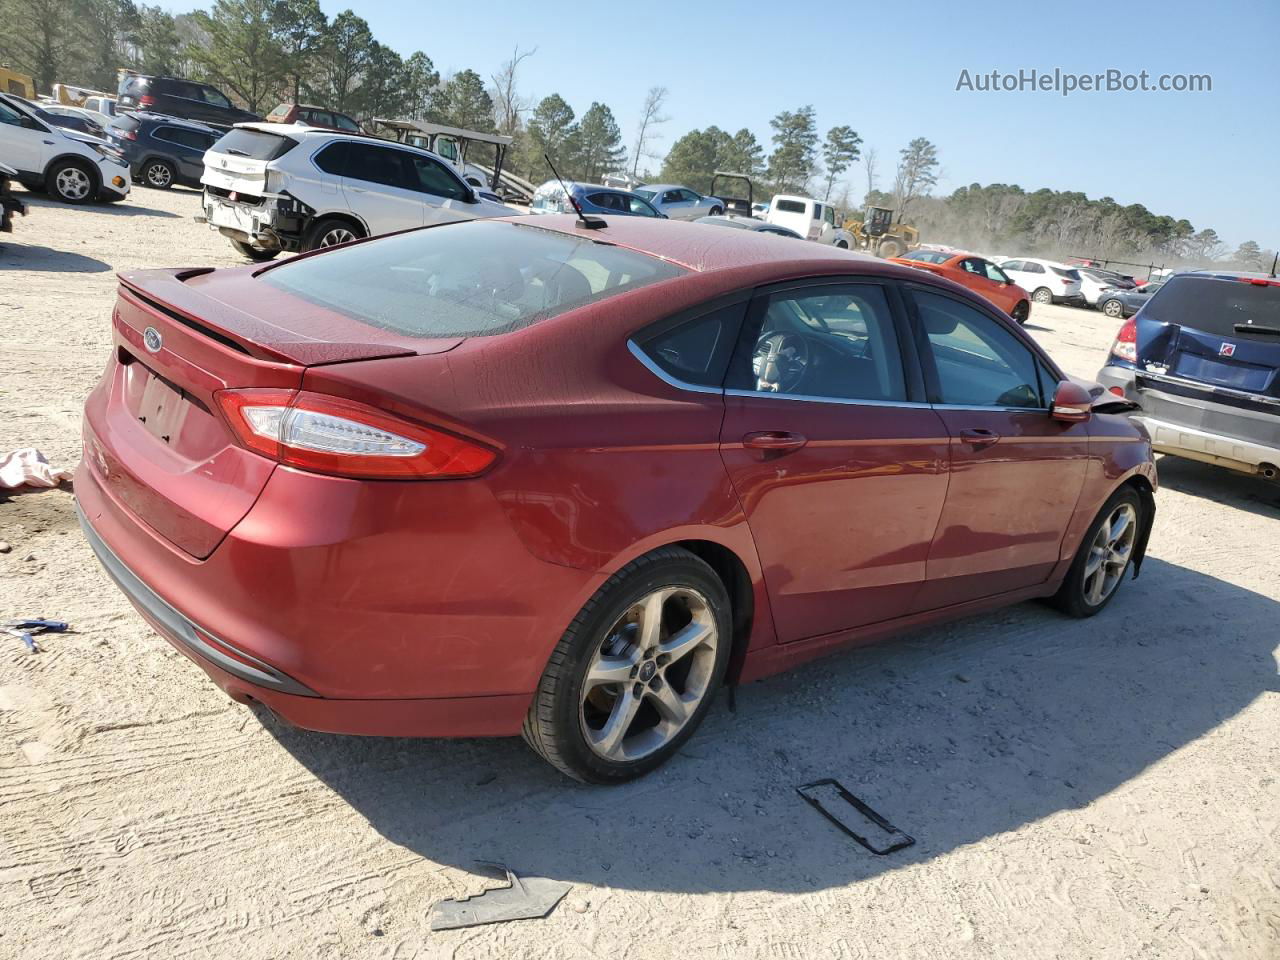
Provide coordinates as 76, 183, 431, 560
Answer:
108, 113, 219, 189
117, 74, 260, 128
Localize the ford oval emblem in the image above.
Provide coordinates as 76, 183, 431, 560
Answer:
143, 326, 163, 353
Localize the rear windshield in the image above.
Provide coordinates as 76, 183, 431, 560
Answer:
110, 113, 140, 134
210, 127, 297, 161
118, 74, 146, 97
1051, 267, 1081, 280
774, 199, 806, 214
259, 219, 686, 338
632, 189, 655, 201
1146, 276, 1280, 342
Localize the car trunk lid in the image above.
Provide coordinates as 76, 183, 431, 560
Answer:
89, 267, 459, 558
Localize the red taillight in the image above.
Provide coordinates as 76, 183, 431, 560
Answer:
1108, 385, 1125, 397
1239, 277, 1280, 286
139, 95, 156, 106
1060, 278, 1071, 284
1110, 317, 1137, 363
120, 129, 137, 141
215, 389, 497, 479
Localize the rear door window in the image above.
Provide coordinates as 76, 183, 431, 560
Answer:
258, 219, 686, 338
345, 143, 415, 191
731, 284, 908, 402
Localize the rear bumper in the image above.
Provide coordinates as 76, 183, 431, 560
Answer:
1097, 363, 1280, 475
202, 191, 304, 251
77, 496, 537, 737
1056, 292, 1086, 306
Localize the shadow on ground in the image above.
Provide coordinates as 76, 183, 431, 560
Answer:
263, 555, 1277, 894
15, 190, 180, 219
1155, 454, 1280, 517
0, 244, 111, 272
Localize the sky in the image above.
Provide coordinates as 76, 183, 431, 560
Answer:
163, 0, 1279, 247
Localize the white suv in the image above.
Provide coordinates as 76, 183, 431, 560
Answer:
0, 93, 130, 203
200, 124, 518, 260
996, 257, 1086, 306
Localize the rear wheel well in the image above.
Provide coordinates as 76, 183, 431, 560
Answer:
676, 540, 754, 684
309, 211, 365, 233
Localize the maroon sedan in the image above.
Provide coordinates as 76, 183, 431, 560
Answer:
78, 216, 1156, 783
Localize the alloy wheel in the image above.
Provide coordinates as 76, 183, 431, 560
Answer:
579, 586, 719, 762
1032, 287, 1053, 304
1082, 502, 1137, 606
1103, 300, 1123, 318
319, 227, 356, 247
56, 167, 91, 200
146, 163, 172, 187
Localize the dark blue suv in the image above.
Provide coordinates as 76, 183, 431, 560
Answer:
107, 113, 219, 190
1098, 271, 1280, 482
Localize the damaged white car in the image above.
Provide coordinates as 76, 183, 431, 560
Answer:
199, 123, 518, 261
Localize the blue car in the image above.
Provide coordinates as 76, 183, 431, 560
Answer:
1097, 270, 1280, 481
107, 112, 220, 190
529, 180, 665, 218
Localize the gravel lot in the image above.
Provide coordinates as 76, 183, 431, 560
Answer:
2, 185, 1278, 960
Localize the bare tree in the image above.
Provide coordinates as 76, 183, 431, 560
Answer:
891, 137, 939, 224
490, 45, 535, 136
631, 86, 669, 177
863, 146, 877, 207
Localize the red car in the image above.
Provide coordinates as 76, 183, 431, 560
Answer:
264, 102, 362, 133
77, 217, 1156, 783
889, 250, 1031, 324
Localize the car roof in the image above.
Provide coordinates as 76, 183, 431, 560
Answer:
513, 214, 904, 276
637, 184, 687, 193
128, 111, 217, 132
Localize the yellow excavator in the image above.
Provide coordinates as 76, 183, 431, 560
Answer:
843, 206, 919, 258
1, 66, 36, 99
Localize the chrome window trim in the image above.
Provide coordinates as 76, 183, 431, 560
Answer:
627, 339, 724, 396
724, 388, 931, 409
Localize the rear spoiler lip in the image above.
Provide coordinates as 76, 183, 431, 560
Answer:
116, 268, 446, 367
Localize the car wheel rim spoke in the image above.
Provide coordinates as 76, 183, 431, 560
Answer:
58, 170, 89, 198
1084, 503, 1137, 604
580, 585, 718, 762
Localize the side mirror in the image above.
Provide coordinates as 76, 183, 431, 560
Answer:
1050, 380, 1093, 423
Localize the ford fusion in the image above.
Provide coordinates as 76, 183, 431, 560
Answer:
78, 216, 1156, 783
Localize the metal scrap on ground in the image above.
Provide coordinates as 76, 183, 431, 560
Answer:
429, 862, 572, 931
797, 779, 916, 855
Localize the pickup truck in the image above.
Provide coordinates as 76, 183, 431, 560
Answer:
765, 194, 855, 248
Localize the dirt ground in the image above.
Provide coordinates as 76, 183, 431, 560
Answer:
1, 185, 1277, 960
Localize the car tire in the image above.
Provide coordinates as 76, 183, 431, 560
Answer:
835, 240, 849, 249
45, 159, 97, 204
1010, 301, 1029, 325
1101, 298, 1124, 318
303, 217, 365, 252
877, 239, 903, 258
522, 546, 732, 784
142, 159, 175, 190
1031, 286, 1053, 304
1049, 487, 1144, 619
229, 238, 279, 262
708, 206, 723, 216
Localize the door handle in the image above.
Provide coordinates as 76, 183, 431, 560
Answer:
959, 428, 1000, 448
742, 431, 808, 455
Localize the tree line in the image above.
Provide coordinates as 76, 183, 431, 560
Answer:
0, 0, 1265, 266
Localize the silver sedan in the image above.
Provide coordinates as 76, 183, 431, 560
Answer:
632, 183, 724, 220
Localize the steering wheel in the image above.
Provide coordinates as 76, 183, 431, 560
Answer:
753, 332, 811, 393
